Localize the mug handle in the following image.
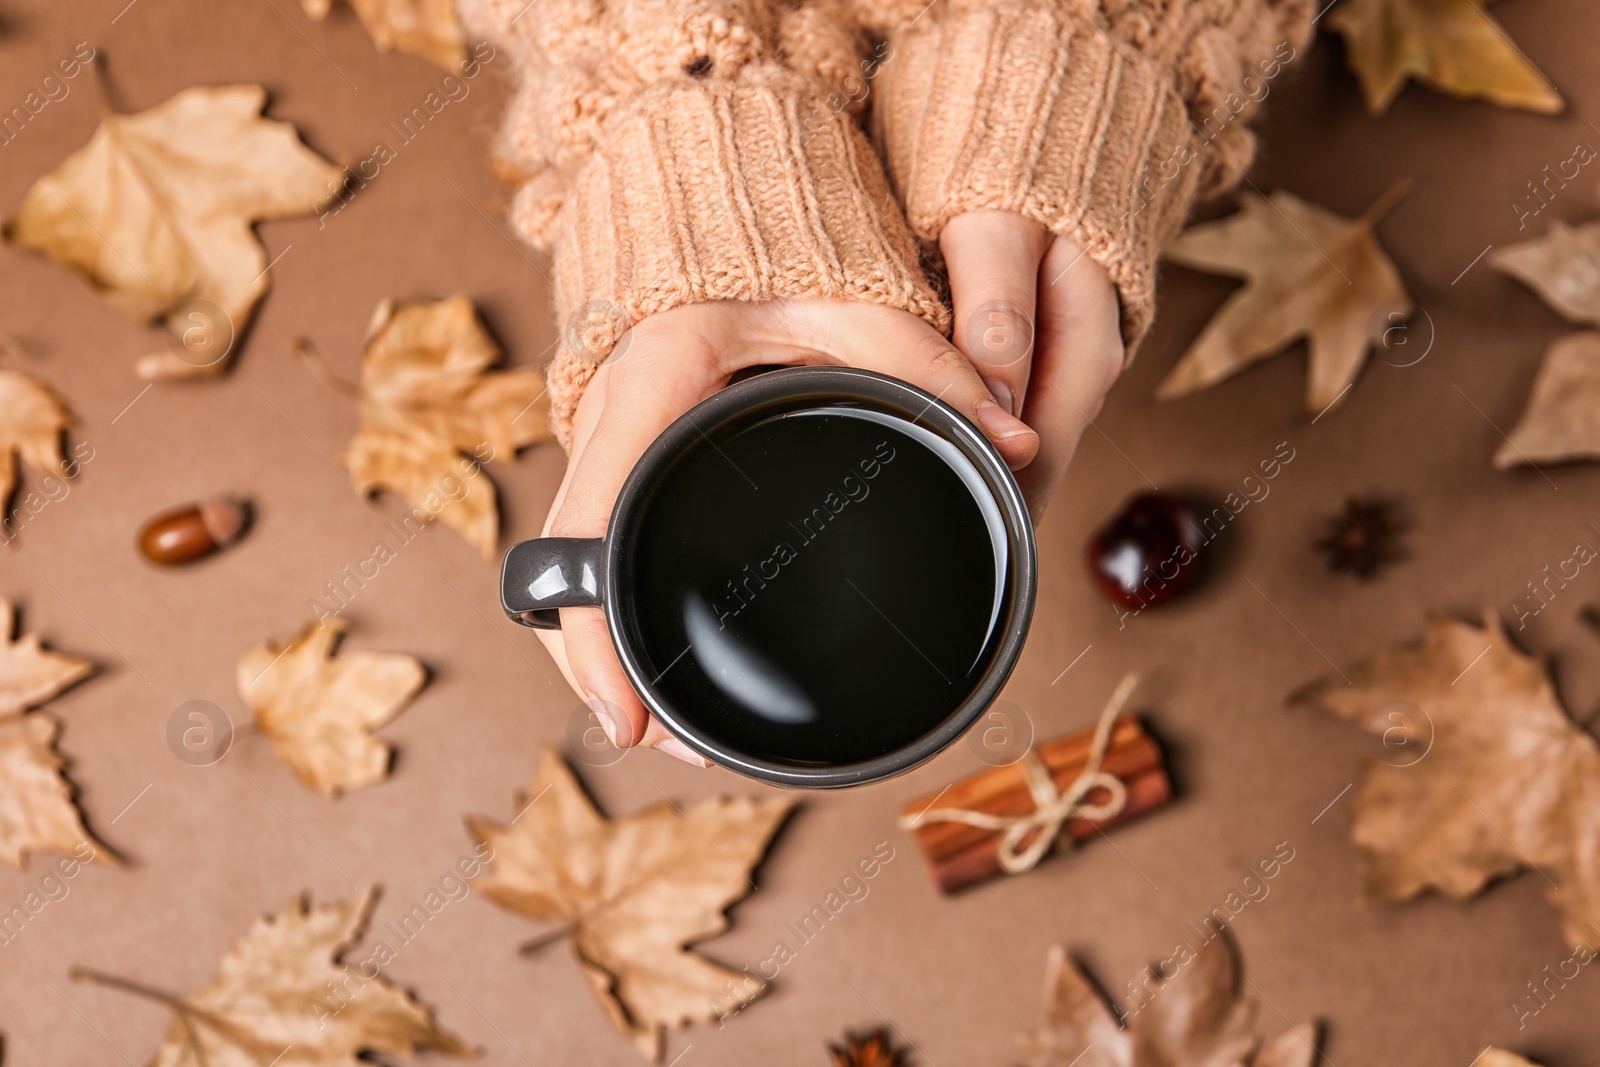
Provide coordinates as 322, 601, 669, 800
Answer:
500, 537, 606, 629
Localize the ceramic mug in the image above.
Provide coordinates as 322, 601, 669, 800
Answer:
502, 366, 1036, 788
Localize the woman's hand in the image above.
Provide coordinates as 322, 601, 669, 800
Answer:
939, 211, 1126, 517
536, 218, 1123, 764
536, 299, 1040, 764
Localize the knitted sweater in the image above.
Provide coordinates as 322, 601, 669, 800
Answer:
457, 0, 1313, 449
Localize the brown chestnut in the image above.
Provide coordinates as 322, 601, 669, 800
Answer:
138, 497, 251, 566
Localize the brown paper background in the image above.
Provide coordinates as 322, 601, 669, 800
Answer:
3, 1, 1600, 1063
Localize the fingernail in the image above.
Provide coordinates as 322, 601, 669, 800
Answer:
975, 398, 1035, 441
585, 696, 620, 747
984, 378, 1017, 416
656, 738, 710, 767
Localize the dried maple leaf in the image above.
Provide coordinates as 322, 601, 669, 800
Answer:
1294, 612, 1600, 949
237, 619, 426, 797
468, 745, 795, 1060
0, 370, 72, 523
1491, 222, 1600, 327
72, 887, 473, 1066
1018, 935, 1316, 1067
1486, 225, 1600, 468
829, 1028, 905, 1067
1327, 0, 1563, 114
302, 0, 465, 70
342, 297, 550, 558
4, 85, 342, 379
1157, 188, 1411, 416
0, 599, 99, 867
1490, 332, 1600, 468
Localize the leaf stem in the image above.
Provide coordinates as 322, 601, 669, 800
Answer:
518, 927, 574, 956
1361, 179, 1416, 229
292, 338, 361, 397
88, 54, 113, 119
70, 965, 188, 1010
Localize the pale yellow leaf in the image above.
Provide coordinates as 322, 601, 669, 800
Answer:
1484, 225, 1600, 468
4, 85, 343, 378
1017, 936, 1315, 1067
345, 423, 500, 556
1158, 190, 1410, 416
0, 599, 93, 721
1294, 612, 1600, 949
1493, 332, 1600, 468
74, 888, 472, 1067
468, 746, 794, 1060
237, 619, 426, 796
0, 601, 99, 867
1491, 221, 1600, 327
0, 715, 99, 869
302, 0, 466, 70
341, 296, 551, 559
1327, 0, 1563, 114
0, 369, 71, 522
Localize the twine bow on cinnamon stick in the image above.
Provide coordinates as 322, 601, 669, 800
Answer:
900, 674, 1141, 876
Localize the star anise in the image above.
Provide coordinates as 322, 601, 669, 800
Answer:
828, 1028, 906, 1067
1315, 497, 1404, 578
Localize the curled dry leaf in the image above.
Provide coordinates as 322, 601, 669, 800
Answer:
1490, 332, 1600, 468
1488, 224, 1600, 467
3, 85, 343, 379
0, 369, 71, 531
72, 887, 473, 1067
468, 746, 795, 1060
1327, 0, 1563, 114
1294, 612, 1600, 949
1157, 188, 1410, 416
1491, 221, 1600, 327
1019, 935, 1316, 1067
0, 599, 100, 867
237, 619, 426, 796
301, 0, 466, 70
342, 296, 551, 558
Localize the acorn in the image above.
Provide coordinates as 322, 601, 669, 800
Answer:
138, 497, 252, 566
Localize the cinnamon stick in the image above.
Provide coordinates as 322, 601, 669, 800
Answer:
900, 716, 1172, 895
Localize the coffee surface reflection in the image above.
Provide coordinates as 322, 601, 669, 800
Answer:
622, 404, 1008, 765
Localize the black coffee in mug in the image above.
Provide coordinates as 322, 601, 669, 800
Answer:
619, 404, 1010, 765
501, 367, 1036, 788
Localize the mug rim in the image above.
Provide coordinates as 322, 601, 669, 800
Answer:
603, 366, 1036, 788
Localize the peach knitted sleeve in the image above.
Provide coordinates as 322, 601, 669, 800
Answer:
456, 0, 949, 450
867, 0, 1314, 351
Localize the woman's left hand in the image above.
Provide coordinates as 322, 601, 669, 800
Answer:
939, 210, 1126, 519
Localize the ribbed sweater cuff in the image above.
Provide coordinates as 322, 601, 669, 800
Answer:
528, 63, 950, 451
876, 7, 1202, 352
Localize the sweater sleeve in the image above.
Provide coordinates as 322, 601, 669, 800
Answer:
457, 0, 950, 450
866, 0, 1313, 352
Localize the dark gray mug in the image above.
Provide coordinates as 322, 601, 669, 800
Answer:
502, 366, 1036, 788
